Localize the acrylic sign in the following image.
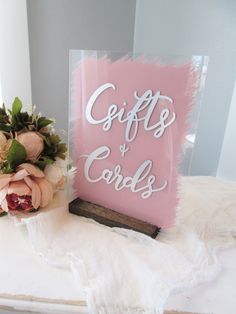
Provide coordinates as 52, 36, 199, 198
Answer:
69, 51, 206, 228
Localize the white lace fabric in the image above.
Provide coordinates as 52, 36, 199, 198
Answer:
14, 176, 236, 314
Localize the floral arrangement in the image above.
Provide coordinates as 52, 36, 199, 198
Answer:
0, 97, 67, 217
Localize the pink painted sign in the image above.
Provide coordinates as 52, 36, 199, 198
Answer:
69, 51, 206, 228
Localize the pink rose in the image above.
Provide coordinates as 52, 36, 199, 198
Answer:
17, 132, 44, 161
0, 163, 53, 213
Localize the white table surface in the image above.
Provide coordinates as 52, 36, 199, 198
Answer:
0, 216, 86, 313
166, 247, 236, 314
0, 215, 235, 314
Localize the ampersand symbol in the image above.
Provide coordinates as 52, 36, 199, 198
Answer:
119, 143, 129, 158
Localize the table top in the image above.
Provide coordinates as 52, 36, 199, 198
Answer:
0, 214, 235, 314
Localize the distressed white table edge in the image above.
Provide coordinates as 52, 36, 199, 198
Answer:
0, 294, 87, 314
0, 295, 194, 314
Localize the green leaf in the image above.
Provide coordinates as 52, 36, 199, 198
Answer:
42, 135, 51, 146
37, 117, 53, 129
20, 112, 30, 122
50, 134, 60, 145
0, 104, 7, 115
7, 139, 27, 169
0, 211, 7, 217
0, 123, 12, 132
12, 97, 22, 117
35, 156, 54, 170
57, 143, 67, 153
4, 164, 14, 174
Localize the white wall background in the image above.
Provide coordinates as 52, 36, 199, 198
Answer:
217, 79, 236, 181
27, 0, 136, 131
0, 77, 2, 104
0, 0, 31, 107
134, 0, 236, 177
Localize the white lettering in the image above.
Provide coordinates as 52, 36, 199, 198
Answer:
85, 83, 176, 142
82, 146, 167, 199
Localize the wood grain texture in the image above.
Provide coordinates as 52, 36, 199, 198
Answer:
69, 198, 160, 238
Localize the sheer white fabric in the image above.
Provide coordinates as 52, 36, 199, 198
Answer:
14, 176, 236, 314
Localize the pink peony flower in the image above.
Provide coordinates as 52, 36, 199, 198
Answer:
0, 132, 12, 163
17, 132, 44, 161
0, 131, 7, 147
6, 194, 33, 211
0, 163, 53, 213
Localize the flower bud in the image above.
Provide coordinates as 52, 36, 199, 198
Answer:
17, 132, 44, 161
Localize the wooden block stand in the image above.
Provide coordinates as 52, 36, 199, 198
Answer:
69, 198, 160, 238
